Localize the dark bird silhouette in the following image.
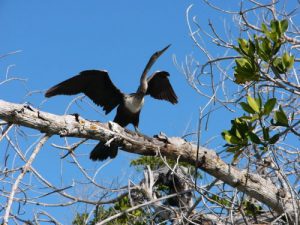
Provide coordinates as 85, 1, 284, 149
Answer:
45, 45, 178, 161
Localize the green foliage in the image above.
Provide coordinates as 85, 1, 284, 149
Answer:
269, 133, 281, 144
113, 196, 146, 222
234, 56, 260, 84
263, 98, 277, 115
236, 38, 256, 57
243, 200, 263, 216
210, 194, 231, 207
246, 95, 261, 113
240, 102, 255, 114
130, 155, 200, 178
233, 19, 294, 84
256, 36, 274, 61
73, 155, 196, 224
261, 19, 288, 42
272, 52, 295, 74
210, 195, 263, 217
130, 155, 166, 170
72, 213, 89, 225
273, 105, 289, 127
222, 95, 290, 160
72, 199, 148, 225
222, 117, 254, 161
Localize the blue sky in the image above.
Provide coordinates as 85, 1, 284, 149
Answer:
0, 1, 237, 222
0, 0, 236, 138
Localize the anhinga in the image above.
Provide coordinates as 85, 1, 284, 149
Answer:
45, 45, 178, 161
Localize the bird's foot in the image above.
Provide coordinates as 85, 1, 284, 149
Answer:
134, 126, 143, 136
70, 113, 80, 122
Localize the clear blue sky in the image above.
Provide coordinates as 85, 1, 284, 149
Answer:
0, 1, 236, 222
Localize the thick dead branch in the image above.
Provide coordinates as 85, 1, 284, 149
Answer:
0, 99, 297, 219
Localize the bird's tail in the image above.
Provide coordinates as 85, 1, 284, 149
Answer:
89, 141, 118, 161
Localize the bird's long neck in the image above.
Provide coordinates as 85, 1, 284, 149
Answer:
137, 59, 152, 94
137, 44, 171, 94
137, 72, 148, 94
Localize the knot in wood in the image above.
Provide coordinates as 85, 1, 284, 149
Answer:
59, 129, 68, 136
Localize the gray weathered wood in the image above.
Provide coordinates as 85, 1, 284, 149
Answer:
0, 99, 296, 218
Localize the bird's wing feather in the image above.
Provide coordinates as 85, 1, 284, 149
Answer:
146, 71, 178, 104
45, 70, 123, 114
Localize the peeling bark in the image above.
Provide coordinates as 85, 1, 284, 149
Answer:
0, 99, 297, 219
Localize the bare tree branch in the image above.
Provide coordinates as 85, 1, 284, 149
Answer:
0, 99, 297, 220
3, 133, 51, 225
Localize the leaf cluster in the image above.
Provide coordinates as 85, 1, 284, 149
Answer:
222, 95, 289, 161
233, 19, 294, 84
72, 198, 148, 225
130, 155, 195, 172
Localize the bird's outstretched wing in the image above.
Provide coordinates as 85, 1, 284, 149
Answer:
146, 71, 178, 104
45, 70, 124, 114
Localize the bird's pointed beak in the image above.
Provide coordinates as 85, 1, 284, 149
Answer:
158, 44, 171, 56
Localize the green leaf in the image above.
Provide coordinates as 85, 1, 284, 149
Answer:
256, 94, 262, 109
261, 19, 287, 43
222, 131, 241, 144
269, 133, 280, 144
273, 42, 282, 55
240, 115, 254, 120
233, 149, 244, 162
235, 128, 243, 139
274, 105, 289, 126
249, 114, 259, 122
247, 96, 260, 113
259, 37, 272, 61
211, 194, 231, 207
233, 45, 243, 54
262, 127, 270, 141
261, 23, 268, 35
248, 131, 262, 144
238, 38, 249, 56
270, 20, 280, 40
226, 145, 241, 153
240, 114, 259, 123
270, 30, 279, 42
235, 58, 251, 68
280, 19, 288, 33
273, 57, 286, 74
282, 52, 294, 70
240, 102, 256, 114
263, 98, 277, 115
243, 200, 263, 216
291, 111, 295, 121
234, 57, 260, 84
234, 71, 259, 84
248, 40, 255, 56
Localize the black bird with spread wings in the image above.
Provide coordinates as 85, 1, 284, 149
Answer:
45, 45, 178, 161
